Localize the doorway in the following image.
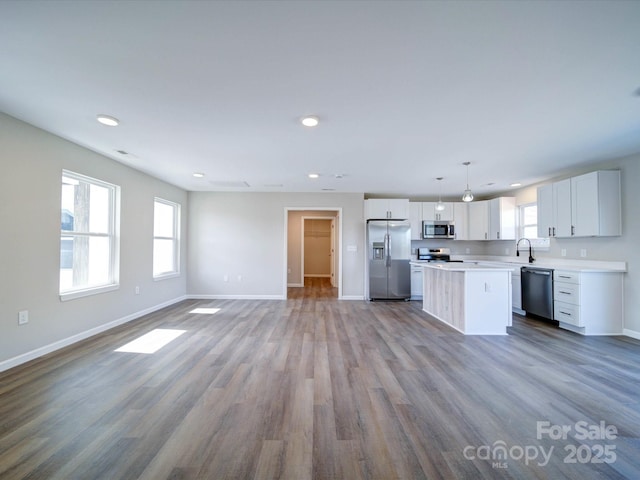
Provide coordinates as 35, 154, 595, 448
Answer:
284, 208, 341, 299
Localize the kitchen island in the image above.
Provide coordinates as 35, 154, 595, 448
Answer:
413, 262, 513, 335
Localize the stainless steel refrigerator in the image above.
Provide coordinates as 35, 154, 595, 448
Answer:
367, 219, 411, 300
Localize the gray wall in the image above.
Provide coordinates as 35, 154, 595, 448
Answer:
0, 113, 188, 367
187, 192, 365, 299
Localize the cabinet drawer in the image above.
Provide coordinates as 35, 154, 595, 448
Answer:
554, 282, 579, 305
554, 301, 582, 327
554, 271, 579, 284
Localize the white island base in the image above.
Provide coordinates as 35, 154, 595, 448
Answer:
418, 263, 512, 335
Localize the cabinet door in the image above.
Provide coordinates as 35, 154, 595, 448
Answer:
388, 199, 409, 219
537, 184, 554, 238
421, 202, 436, 221
453, 203, 469, 240
411, 267, 423, 298
435, 202, 454, 221
512, 273, 522, 310
571, 172, 600, 237
489, 197, 515, 240
468, 201, 489, 240
423, 202, 454, 221
554, 179, 572, 237
409, 202, 422, 240
365, 199, 389, 219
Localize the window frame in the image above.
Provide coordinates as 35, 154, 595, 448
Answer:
59, 170, 120, 301
153, 197, 181, 280
517, 202, 549, 250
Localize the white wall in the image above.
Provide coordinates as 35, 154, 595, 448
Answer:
187, 192, 365, 299
0, 113, 188, 369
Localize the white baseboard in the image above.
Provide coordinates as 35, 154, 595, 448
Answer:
339, 295, 365, 300
0, 296, 188, 374
287, 283, 304, 287
188, 294, 285, 300
623, 328, 640, 340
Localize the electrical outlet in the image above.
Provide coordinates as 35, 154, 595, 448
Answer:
466, 248, 470, 254
18, 310, 29, 325
505, 248, 510, 255
580, 249, 587, 258
135, 286, 140, 295
561, 249, 567, 257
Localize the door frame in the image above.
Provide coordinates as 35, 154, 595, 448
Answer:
284, 207, 342, 299
301, 216, 335, 284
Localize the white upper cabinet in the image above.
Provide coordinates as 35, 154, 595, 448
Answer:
489, 197, 516, 240
422, 202, 454, 221
365, 198, 410, 219
409, 202, 423, 240
571, 171, 621, 237
468, 200, 490, 240
553, 179, 573, 237
453, 203, 469, 240
536, 170, 621, 238
467, 197, 515, 241
537, 179, 571, 237
536, 183, 554, 238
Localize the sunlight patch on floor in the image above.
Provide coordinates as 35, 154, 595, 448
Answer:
189, 307, 221, 315
115, 329, 186, 354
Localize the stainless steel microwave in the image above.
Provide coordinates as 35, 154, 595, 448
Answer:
423, 221, 455, 239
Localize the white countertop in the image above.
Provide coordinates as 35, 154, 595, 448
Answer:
411, 257, 626, 273
410, 261, 513, 272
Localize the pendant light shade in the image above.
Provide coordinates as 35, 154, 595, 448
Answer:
435, 177, 445, 211
462, 162, 474, 202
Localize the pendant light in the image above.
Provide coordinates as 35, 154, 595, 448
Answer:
435, 177, 445, 211
462, 162, 474, 202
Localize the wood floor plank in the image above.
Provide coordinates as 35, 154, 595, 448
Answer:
1, 282, 639, 479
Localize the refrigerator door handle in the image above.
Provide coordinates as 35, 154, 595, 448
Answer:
385, 233, 391, 267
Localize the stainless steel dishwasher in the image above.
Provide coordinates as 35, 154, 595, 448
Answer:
521, 266, 554, 320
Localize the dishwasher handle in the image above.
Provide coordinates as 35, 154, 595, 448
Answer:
521, 268, 551, 276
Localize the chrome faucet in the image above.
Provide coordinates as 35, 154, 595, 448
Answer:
516, 238, 535, 263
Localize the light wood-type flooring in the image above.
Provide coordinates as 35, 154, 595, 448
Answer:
1, 283, 639, 479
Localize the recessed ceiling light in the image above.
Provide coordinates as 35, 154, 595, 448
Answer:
308, 173, 320, 179
510, 182, 522, 187
193, 172, 205, 178
301, 115, 319, 127
96, 114, 119, 126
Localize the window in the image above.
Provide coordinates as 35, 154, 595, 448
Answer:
520, 203, 538, 239
518, 202, 549, 250
60, 171, 120, 300
153, 198, 180, 278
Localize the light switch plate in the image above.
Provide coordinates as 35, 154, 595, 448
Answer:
18, 310, 29, 325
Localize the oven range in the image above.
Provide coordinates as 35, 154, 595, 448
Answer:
415, 247, 463, 263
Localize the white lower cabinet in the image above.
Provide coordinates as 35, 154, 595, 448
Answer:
511, 268, 522, 313
553, 270, 623, 335
411, 266, 423, 299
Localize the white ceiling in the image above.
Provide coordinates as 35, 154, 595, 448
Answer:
1, 1, 639, 198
